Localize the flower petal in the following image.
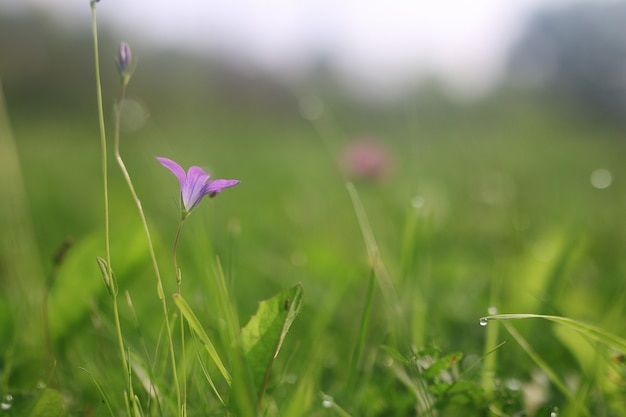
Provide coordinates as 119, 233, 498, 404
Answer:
204, 179, 241, 194
182, 166, 212, 211
156, 157, 187, 190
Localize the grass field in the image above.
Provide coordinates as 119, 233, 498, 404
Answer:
1, 13, 626, 416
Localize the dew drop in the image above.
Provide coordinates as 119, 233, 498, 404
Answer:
479, 318, 489, 327
550, 406, 559, 417
1, 394, 14, 411
321, 395, 333, 409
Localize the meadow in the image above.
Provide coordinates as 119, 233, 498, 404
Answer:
1, 8, 626, 416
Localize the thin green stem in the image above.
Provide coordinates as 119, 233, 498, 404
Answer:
112, 296, 133, 417
90, 2, 112, 295
172, 218, 187, 416
481, 277, 501, 395
173, 219, 185, 293
91, 4, 133, 415
113, 77, 181, 416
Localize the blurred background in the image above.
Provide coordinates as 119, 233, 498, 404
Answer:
3, 0, 626, 106
2, 0, 626, 411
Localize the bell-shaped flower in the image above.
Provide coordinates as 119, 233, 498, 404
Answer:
156, 156, 240, 218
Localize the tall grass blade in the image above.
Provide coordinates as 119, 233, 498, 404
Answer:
79, 367, 116, 417
500, 322, 590, 416
482, 314, 626, 353
347, 267, 376, 392
320, 393, 354, 417
209, 258, 257, 416
0, 79, 44, 344
172, 294, 232, 385
345, 182, 400, 321
190, 331, 225, 406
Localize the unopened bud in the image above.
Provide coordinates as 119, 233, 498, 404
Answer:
116, 41, 132, 85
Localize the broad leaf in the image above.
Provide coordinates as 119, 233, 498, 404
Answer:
240, 283, 303, 398
27, 389, 65, 417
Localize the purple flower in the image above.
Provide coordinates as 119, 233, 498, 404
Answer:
156, 157, 240, 217
116, 41, 132, 85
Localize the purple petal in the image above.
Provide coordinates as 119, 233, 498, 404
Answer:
156, 157, 187, 190
182, 166, 212, 211
205, 179, 241, 194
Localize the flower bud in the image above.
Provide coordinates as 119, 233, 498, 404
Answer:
116, 41, 132, 85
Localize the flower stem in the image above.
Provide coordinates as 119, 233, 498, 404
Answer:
90, 2, 111, 299
172, 218, 187, 416
90, 3, 133, 416
114, 78, 181, 416
173, 219, 185, 293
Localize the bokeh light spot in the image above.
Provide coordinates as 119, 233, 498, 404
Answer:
590, 168, 612, 189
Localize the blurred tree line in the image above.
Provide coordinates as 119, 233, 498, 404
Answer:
507, 1, 626, 125
0, 12, 300, 125
2, 1, 626, 126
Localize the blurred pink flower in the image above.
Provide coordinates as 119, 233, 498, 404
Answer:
340, 139, 393, 182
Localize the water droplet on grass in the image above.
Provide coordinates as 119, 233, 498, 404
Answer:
479, 318, 489, 327
1, 394, 14, 410
321, 395, 333, 408
550, 406, 559, 417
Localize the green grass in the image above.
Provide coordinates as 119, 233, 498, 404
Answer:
2, 25, 626, 415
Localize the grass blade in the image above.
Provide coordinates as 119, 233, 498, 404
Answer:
79, 367, 116, 417
345, 182, 401, 336
500, 322, 590, 416
482, 313, 626, 353
347, 267, 376, 392
172, 294, 231, 385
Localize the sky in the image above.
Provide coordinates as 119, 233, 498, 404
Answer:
0, 0, 603, 100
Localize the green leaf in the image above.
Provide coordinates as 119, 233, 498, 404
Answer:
48, 223, 150, 342
0, 389, 66, 417
423, 352, 463, 379
429, 380, 476, 396
27, 389, 65, 417
240, 283, 304, 400
379, 345, 409, 366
